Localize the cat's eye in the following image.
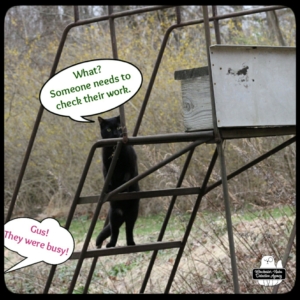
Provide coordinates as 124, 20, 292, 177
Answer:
107, 128, 111, 132
117, 127, 122, 130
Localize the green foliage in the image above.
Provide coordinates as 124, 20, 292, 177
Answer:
72, 286, 85, 294
108, 263, 131, 277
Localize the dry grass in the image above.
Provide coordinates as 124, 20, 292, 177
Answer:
5, 203, 296, 294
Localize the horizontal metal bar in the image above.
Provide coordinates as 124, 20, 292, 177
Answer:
78, 187, 201, 204
105, 139, 207, 200
69, 6, 175, 27
93, 131, 214, 148
70, 241, 182, 259
107, 187, 201, 200
211, 5, 286, 21
67, 5, 285, 32
220, 126, 295, 139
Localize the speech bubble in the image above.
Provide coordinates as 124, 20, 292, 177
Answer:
40, 59, 143, 122
4, 218, 74, 273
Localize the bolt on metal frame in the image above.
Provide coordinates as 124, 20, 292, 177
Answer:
6, 5, 295, 294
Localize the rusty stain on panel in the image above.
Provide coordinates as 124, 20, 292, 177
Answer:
227, 65, 249, 77
226, 64, 249, 86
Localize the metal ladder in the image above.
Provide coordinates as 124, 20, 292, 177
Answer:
43, 130, 217, 293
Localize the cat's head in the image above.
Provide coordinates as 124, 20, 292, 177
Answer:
98, 116, 122, 139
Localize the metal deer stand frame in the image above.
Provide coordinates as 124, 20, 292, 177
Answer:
6, 6, 295, 294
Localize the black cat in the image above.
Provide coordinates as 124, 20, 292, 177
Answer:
96, 116, 140, 248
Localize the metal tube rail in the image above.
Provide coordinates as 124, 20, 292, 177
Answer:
212, 6, 221, 44
217, 141, 240, 293
164, 146, 219, 293
95, 131, 214, 146
43, 142, 124, 293
78, 187, 202, 203
108, 6, 128, 144
71, 241, 183, 259
272, 218, 296, 294
203, 4, 239, 292
67, 142, 124, 293
205, 136, 296, 195
140, 148, 195, 293
74, 6, 79, 22
203, 6, 220, 141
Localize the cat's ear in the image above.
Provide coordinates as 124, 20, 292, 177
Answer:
98, 116, 104, 124
116, 115, 120, 122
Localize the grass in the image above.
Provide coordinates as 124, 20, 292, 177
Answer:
5, 203, 296, 294
62, 212, 186, 245
65, 204, 294, 245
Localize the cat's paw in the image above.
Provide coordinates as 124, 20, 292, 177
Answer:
127, 241, 136, 246
95, 240, 103, 248
95, 236, 104, 248
106, 242, 116, 248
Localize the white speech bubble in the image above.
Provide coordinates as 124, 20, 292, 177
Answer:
40, 59, 143, 122
4, 218, 74, 273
